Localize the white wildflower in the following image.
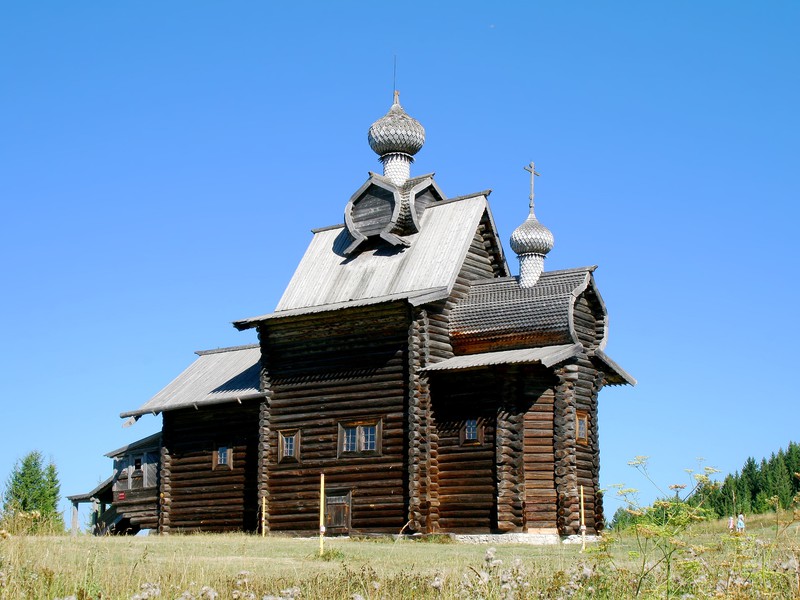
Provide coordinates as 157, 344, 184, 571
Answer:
199, 586, 219, 600
430, 575, 443, 591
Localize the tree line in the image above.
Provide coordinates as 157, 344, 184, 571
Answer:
691, 441, 800, 518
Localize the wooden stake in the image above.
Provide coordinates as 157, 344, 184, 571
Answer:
319, 473, 325, 557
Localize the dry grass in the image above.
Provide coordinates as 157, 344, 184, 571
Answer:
0, 517, 799, 599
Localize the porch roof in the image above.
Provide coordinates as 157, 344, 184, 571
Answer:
424, 344, 583, 372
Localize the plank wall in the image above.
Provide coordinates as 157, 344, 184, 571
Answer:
262, 303, 409, 534
161, 402, 260, 532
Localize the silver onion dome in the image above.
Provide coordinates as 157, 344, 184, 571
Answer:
510, 212, 554, 256
368, 91, 425, 157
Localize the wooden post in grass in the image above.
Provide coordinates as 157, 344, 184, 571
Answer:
319, 473, 325, 557
261, 496, 266, 538
580, 485, 586, 552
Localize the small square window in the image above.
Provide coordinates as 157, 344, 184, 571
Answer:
279, 430, 301, 462
213, 445, 232, 469
576, 411, 589, 445
338, 420, 382, 456
460, 418, 484, 446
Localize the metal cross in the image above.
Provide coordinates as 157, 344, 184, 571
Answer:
524, 162, 540, 210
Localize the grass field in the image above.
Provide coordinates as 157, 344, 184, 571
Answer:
1, 514, 799, 599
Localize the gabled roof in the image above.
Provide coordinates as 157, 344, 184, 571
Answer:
120, 345, 263, 418
104, 432, 162, 458
273, 193, 494, 313
449, 267, 600, 348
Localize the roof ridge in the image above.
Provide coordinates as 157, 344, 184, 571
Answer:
195, 344, 260, 356
541, 265, 598, 276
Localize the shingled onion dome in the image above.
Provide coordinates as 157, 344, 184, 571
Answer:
368, 91, 425, 186
511, 163, 554, 288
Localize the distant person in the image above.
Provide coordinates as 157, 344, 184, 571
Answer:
736, 513, 745, 533
728, 515, 734, 533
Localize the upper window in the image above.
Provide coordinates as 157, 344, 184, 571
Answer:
576, 411, 589, 445
338, 420, 382, 457
460, 418, 484, 446
214, 445, 232, 469
279, 430, 301, 462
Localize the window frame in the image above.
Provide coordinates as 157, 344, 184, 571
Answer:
460, 417, 485, 446
278, 429, 301, 463
337, 419, 383, 457
576, 410, 589, 446
213, 444, 233, 470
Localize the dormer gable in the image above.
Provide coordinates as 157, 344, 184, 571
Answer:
343, 172, 446, 255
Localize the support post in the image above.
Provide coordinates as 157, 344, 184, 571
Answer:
71, 501, 79, 536
319, 473, 325, 557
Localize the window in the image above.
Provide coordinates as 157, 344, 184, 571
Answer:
460, 418, 484, 446
338, 420, 382, 456
279, 430, 301, 462
576, 411, 589, 445
213, 445, 232, 469
133, 457, 142, 471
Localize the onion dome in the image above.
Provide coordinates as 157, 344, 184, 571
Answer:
368, 91, 425, 158
512, 162, 554, 288
510, 211, 554, 256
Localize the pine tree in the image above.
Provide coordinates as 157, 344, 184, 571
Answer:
2, 450, 63, 530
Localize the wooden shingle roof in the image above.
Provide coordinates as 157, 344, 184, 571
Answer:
450, 267, 599, 348
274, 194, 495, 312
121, 345, 263, 418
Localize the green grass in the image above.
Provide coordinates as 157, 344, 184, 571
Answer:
1, 516, 799, 599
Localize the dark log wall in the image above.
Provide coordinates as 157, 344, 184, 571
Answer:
521, 371, 558, 531
161, 402, 260, 532
431, 370, 498, 532
554, 355, 604, 535
261, 303, 409, 534
407, 307, 435, 532
573, 289, 605, 351
496, 370, 525, 532
115, 488, 158, 530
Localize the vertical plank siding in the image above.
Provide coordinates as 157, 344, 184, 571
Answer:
161, 402, 260, 532
262, 303, 409, 534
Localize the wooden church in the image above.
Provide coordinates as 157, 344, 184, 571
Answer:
71, 94, 634, 537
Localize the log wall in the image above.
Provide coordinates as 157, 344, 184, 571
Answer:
553, 355, 604, 535
572, 289, 605, 351
161, 402, 260, 532
262, 303, 409, 534
521, 371, 558, 531
431, 371, 498, 532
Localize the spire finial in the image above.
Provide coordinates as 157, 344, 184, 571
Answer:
524, 161, 540, 211
393, 89, 400, 105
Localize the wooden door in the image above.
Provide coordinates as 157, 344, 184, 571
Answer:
325, 491, 351, 534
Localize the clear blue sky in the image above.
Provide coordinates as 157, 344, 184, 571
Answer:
2, 2, 798, 527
